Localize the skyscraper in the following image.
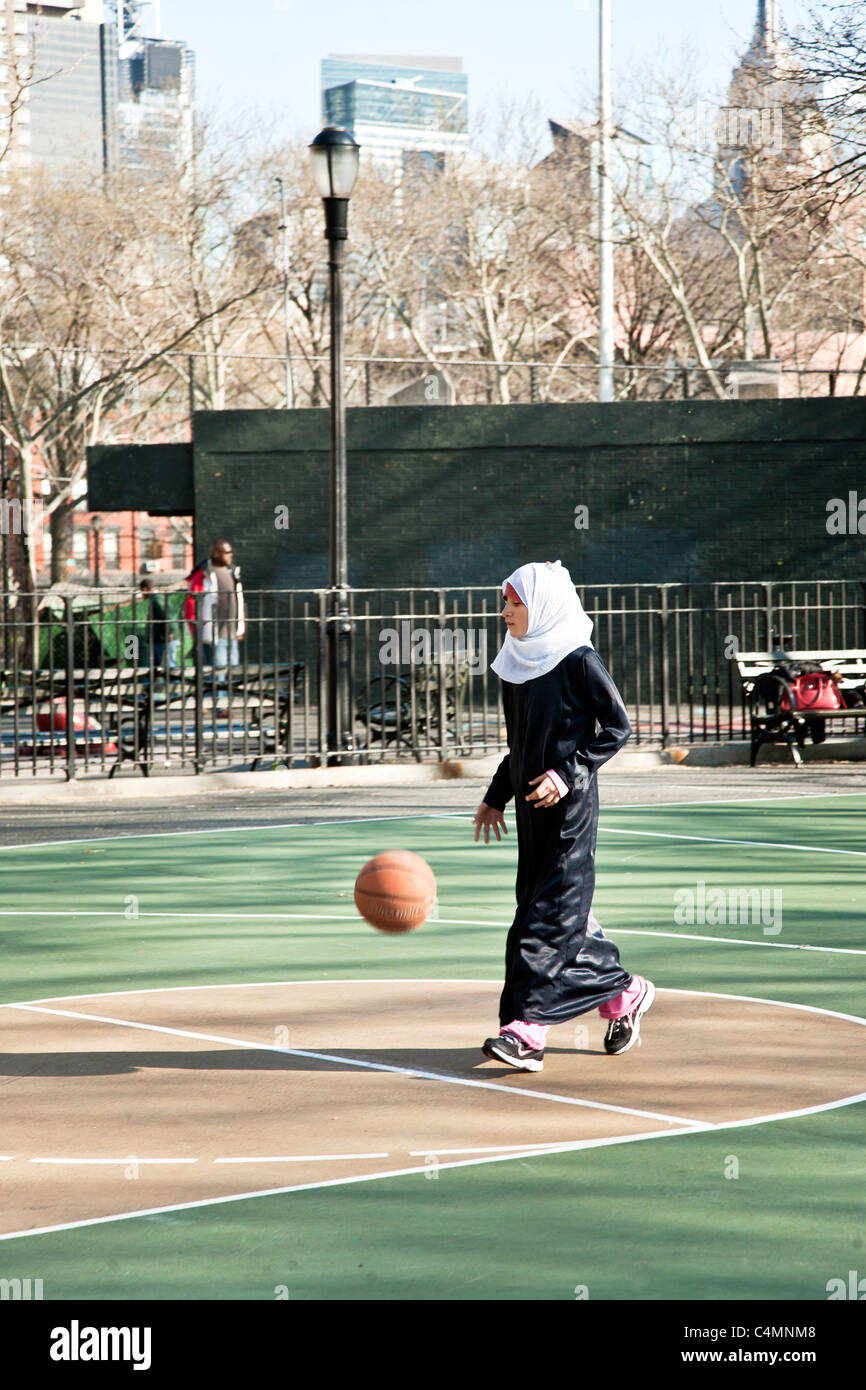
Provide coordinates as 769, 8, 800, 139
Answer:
321, 54, 468, 178
115, 2, 194, 175
1, 1, 193, 180
116, 32, 194, 174
13, 2, 116, 177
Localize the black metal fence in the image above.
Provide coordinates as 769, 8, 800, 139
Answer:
1, 579, 864, 778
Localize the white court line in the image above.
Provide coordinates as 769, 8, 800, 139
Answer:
661, 985, 866, 1030
7, 978, 499, 1006
598, 826, 866, 857
0, 981, 864, 1244
373, 917, 866, 959
0, 911, 360, 920
30, 1158, 198, 1166
429, 920, 866, 959
599, 927, 866, 957
5, 935, 863, 1016
596, 790, 866, 810
0, 1126, 711, 1244
689, 1091, 866, 1128
409, 1143, 583, 1156
5, 1002, 702, 1128
0, 813, 453, 854
408, 1087, 866, 1159
0, 1098, 861, 1247
3, 909, 862, 957
9, 979, 865, 1033
438, 791, 866, 817
213, 1154, 390, 1164
2, 788, 865, 854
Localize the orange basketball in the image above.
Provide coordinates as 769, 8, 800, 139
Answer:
354, 850, 437, 933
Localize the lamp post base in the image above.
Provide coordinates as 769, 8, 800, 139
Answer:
325, 595, 358, 767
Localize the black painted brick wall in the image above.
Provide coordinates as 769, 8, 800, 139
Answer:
188, 400, 866, 590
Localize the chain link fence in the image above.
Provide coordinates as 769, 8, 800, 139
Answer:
34, 350, 862, 453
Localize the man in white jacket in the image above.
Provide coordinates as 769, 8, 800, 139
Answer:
184, 540, 246, 669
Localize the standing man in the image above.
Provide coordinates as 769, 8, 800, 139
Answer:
184, 540, 246, 669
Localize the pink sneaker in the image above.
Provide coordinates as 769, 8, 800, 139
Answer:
603, 977, 655, 1055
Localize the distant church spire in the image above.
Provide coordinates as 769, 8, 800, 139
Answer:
756, 0, 780, 50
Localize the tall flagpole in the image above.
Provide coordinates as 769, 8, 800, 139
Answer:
598, 0, 615, 402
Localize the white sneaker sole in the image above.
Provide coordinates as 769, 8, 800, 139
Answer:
482, 1040, 544, 1072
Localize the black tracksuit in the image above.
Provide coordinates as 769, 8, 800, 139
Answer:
483, 645, 633, 1027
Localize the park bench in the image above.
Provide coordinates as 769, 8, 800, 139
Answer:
109, 660, 307, 775
1, 666, 131, 769
354, 655, 473, 761
1, 661, 306, 777
736, 650, 866, 767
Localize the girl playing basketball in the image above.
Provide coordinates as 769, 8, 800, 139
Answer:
473, 560, 654, 1071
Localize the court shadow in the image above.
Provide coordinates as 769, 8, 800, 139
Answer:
0, 1050, 341, 1076
0, 1044, 603, 1078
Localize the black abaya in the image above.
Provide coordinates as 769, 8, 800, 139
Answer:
483, 644, 633, 1026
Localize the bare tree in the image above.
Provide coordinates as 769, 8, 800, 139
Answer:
603, 80, 738, 398
0, 123, 279, 602
348, 99, 593, 406
230, 138, 386, 408
787, 1, 866, 195
575, 41, 849, 398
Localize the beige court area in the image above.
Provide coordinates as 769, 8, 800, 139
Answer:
2, 979, 865, 1238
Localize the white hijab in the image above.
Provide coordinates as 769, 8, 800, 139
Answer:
490, 560, 594, 684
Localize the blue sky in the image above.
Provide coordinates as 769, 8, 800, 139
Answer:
153, 0, 814, 148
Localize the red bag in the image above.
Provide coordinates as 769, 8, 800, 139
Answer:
780, 672, 844, 712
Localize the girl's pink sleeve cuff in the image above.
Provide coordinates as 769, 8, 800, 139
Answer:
546, 768, 570, 798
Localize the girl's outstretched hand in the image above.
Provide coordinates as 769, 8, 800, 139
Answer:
526, 773, 564, 807
473, 802, 508, 843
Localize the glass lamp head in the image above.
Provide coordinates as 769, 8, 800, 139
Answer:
309, 126, 360, 198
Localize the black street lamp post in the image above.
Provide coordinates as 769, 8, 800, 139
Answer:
309, 125, 360, 766
91, 514, 103, 588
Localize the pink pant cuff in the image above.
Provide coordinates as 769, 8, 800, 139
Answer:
501, 1019, 549, 1050
598, 975, 644, 1020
